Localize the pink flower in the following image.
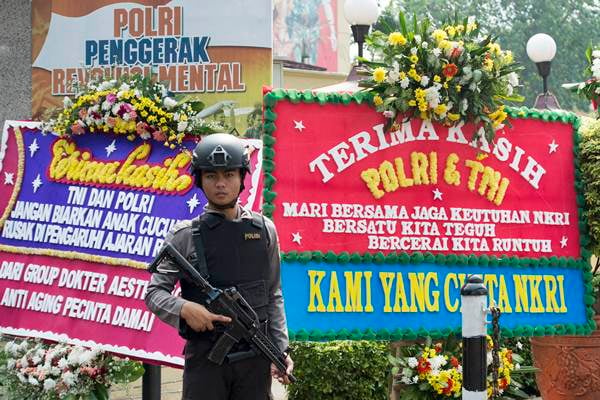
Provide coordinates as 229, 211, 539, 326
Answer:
383, 110, 395, 118
71, 122, 85, 135
129, 110, 137, 120
106, 117, 116, 128
152, 129, 166, 141
78, 109, 87, 119
136, 121, 149, 135
106, 93, 117, 104
117, 103, 133, 118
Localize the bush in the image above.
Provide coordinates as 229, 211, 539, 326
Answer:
288, 340, 391, 400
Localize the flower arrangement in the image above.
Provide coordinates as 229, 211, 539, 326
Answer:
390, 335, 535, 399
360, 14, 523, 141
0, 337, 144, 400
563, 44, 600, 117
45, 74, 225, 149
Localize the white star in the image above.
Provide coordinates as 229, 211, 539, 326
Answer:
29, 138, 39, 157
186, 193, 200, 213
548, 140, 559, 154
292, 232, 302, 245
293, 120, 305, 132
4, 172, 14, 185
32, 174, 42, 193
560, 236, 568, 248
105, 140, 117, 157
432, 188, 443, 200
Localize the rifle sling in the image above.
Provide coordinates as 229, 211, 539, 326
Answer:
191, 218, 210, 279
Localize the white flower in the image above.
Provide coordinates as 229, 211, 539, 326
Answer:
461, 98, 469, 112
421, 41, 428, 49
516, 341, 523, 350
429, 355, 447, 370
593, 50, 600, 58
414, 34, 422, 44
420, 75, 430, 87
486, 351, 493, 366
163, 97, 177, 109
97, 80, 115, 91
43, 378, 56, 391
515, 363, 521, 370
507, 72, 519, 87
579, 82, 587, 90
400, 77, 410, 89
432, 48, 441, 57
425, 86, 441, 108
118, 83, 131, 92
112, 102, 123, 115
63, 96, 73, 108
410, 47, 418, 55
412, 376, 418, 383
177, 121, 189, 132
122, 112, 130, 121
101, 100, 112, 111
62, 371, 77, 386
57, 358, 68, 369
401, 375, 413, 384
407, 357, 418, 368
383, 110, 395, 118
28, 376, 39, 385
17, 373, 27, 383
6, 359, 15, 369
32, 355, 42, 365
133, 89, 142, 98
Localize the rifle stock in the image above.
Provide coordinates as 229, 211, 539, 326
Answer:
149, 243, 296, 383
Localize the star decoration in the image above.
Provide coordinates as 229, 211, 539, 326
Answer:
28, 138, 39, 157
186, 193, 200, 213
32, 174, 43, 193
293, 120, 305, 132
105, 140, 117, 157
548, 140, 559, 154
560, 236, 568, 248
432, 188, 443, 201
4, 172, 14, 185
291, 232, 302, 245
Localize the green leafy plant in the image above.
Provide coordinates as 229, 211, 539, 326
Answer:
0, 337, 144, 400
390, 335, 536, 399
287, 340, 390, 400
359, 12, 523, 141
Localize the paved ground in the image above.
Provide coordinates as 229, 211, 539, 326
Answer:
110, 366, 288, 400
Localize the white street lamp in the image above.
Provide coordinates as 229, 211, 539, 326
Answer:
526, 33, 560, 109
344, 0, 379, 59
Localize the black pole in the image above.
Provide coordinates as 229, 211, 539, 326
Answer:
461, 275, 488, 399
142, 363, 161, 400
350, 24, 370, 62
535, 61, 551, 94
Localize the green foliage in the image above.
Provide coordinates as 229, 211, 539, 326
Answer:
287, 340, 391, 400
375, 0, 600, 113
502, 337, 540, 397
579, 118, 600, 256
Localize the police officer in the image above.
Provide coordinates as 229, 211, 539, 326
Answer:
145, 133, 293, 400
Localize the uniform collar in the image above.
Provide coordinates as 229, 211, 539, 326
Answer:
203, 203, 253, 220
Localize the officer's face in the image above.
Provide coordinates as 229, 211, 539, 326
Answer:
201, 169, 241, 205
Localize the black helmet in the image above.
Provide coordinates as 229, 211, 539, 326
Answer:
190, 133, 250, 188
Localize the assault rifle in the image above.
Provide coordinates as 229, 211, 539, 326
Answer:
149, 243, 296, 383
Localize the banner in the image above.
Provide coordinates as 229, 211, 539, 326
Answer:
31, 0, 272, 133
263, 89, 594, 340
0, 121, 263, 365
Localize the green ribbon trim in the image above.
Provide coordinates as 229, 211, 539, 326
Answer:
261, 88, 595, 339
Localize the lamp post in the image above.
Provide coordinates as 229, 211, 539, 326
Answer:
343, 0, 379, 80
526, 33, 560, 109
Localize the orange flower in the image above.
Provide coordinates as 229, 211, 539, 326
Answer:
442, 63, 459, 78
450, 356, 460, 368
417, 357, 431, 375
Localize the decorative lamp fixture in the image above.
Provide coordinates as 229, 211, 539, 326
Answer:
343, 0, 379, 82
526, 33, 560, 109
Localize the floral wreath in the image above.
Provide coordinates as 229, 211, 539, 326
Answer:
359, 14, 523, 141
45, 74, 225, 148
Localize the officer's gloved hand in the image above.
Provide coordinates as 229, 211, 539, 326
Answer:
180, 301, 232, 332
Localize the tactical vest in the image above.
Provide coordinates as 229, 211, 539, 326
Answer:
178, 212, 271, 340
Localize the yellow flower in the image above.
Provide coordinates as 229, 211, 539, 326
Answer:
443, 82, 449, 89
179, 114, 188, 121
503, 50, 514, 63
399, 71, 407, 80
488, 42, 502, 55
408, 100, 417, 106
445, 26, 456, 37
483, 58, 494, 71
466, 22, 478, 33
433, 75, 441, 83
141, 110, 148, 117
431, 29, 448, 42
438, 40, 453, 51
373, 67, 386, 83
455, 85, 462, 92
448, 113, 461, 121
373, 95, 384, 106
434, 104, 448, 115
456, 25, 465, 34
388, 32, 407, 46
410, 54, 419, 63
